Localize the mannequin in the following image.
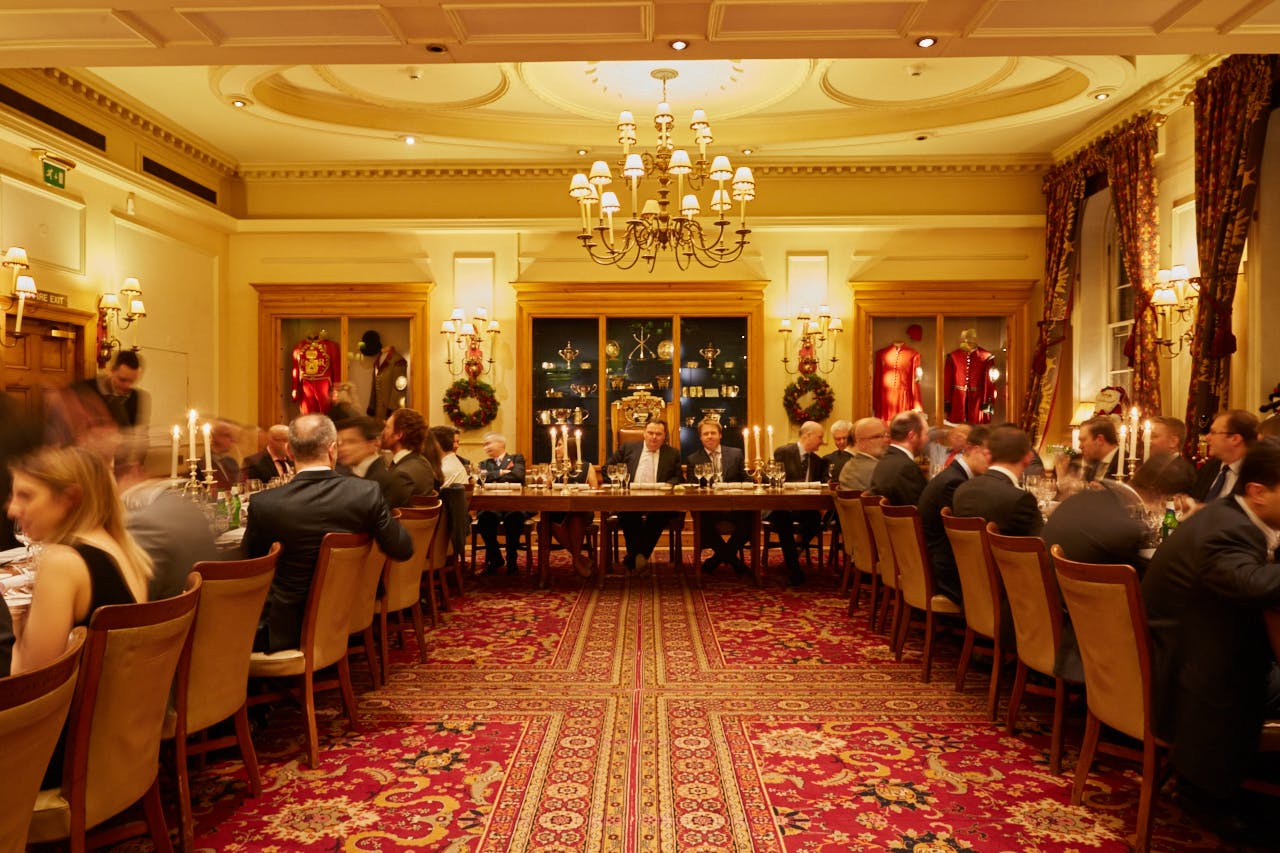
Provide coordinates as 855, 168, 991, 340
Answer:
872, 335, 922, 421
291, 331, 340, 415
361, 330, 409, 419
943, 328, 996, 424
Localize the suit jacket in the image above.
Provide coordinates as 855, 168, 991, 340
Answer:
386, 451, 437, 508
1189, 457, 1238, 503
774, 443, 830, 484
838, 452, 879, 492
869, 445, 927, 507
823, 448, 854, 482
685, 445, 749, 484
1079, 449, 1120, 483
244, 449, 292, 484
1041, 484, 1147, 573
951, 469, 1043, 536
608, 441, 683, 485
479, 452, 526, 485
1142, 497, 1280, 788
244, 468, 412, 652
917, 459, 971, 579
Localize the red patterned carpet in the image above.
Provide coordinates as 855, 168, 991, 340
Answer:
113, 554, 1252, 852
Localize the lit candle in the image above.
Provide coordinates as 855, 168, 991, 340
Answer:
766, 424, 774, 458
187, 409, 198, 462
549, 426, 557, 457
1142, 419, 1152, 461
202, 422, 213, 475
753, 425, 761, 461
575, 429, 582, 465
1117, 424, 1127, 476
743, 427, 750, 454
1129, 407, 1140, 459
170, 425, 180, 480
1071, 426, 1080, 453
561, 424, 569, 457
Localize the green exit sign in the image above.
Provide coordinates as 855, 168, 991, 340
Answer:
42, 161, 66, 189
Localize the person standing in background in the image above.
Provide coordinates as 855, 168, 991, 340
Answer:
67, 349, 150, 469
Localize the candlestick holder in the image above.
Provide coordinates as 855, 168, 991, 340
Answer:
181, 460, 205, 500
1125, 458, 1139, 482
748, 457, 767, 493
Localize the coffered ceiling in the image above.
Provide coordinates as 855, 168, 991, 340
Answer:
0, 1, 1272, 171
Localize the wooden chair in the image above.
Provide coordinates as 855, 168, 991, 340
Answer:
248, 532, 372, 768
380, 502, 443, 683
468, 514, 534, 573
881, 504, 963, 682
167, 545, 278, 853
862, 494, 901, 638
1052, 547, 1166, 853
942, 509, 1005, 718
0, 627, 85, 853
29, 577, 202, 853
833, 489, 875, 615
987, 526, 1067, 774
347, 541, 387, 689
610, 389, 675, 450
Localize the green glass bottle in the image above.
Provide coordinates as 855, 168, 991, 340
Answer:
1160, 500, 1178, 541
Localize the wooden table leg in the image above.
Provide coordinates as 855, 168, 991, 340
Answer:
690, 510, 702, 589
538, 514, 551, 588
750, 511, 763, 586
596, 513, 609, 588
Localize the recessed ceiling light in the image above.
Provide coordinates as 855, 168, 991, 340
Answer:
669, 39, 689, 51
577, 148, 589, 156
229, 96, 251, 108
915, 36, 937, 48
741, 147, 753, 155
402, 135, 416, 145
1091, 89, 1113, 101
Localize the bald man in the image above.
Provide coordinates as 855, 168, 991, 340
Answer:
244, 424, 295, 483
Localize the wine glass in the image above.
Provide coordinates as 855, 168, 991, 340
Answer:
472, 463, 488, 490
694, 462, 709, 490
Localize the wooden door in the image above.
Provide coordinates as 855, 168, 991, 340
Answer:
2, 311, 87, 424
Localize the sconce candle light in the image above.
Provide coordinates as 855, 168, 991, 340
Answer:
441, 306, 500, 378
1149, 264, 1200, 358
98, 276, 146, 364
1, 246, 35, 347
779, 305, 842, 375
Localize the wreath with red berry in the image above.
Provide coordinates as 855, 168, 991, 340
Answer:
782, 375, 835, 425
442, 379, 499, 431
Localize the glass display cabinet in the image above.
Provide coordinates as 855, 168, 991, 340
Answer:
531, 316, 600, 464
677, 316, 748, 457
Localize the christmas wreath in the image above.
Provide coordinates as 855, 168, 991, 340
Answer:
442, 379, 499, 431
782, 375, 835, 425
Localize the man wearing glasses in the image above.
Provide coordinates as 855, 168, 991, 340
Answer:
837, 417, 890, 492
1191, 410, 1259, 503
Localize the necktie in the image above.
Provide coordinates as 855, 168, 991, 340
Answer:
712, 451, 721, 476
1208, 465, 1229, 500
636, 451, 656, 484
274, 457, 287, 478
1083, 460, 1098, 482
800, 452, 809, 482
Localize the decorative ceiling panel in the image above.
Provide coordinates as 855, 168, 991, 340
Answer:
180, 6, 401, 46
710, 0, 922, 39
442, 2, 653, 44
0, 9, 151, 47
975, 0, 1272, 33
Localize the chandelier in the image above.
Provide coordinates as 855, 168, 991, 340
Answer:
567, 68, 756, 271
1149, 264, 1199, 358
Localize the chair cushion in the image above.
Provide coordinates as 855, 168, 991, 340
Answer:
27, 787, 70, 843
248, 648, 306, 677
929, 594, 963, 615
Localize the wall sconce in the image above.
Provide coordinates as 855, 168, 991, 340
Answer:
98, 276, 146, 364
778, 305, 842, 375
440, 306, 500, 379
1150, 264, 1199, 358
1, 246, 36, 348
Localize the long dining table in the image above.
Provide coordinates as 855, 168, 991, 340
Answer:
469, 486, 834, 587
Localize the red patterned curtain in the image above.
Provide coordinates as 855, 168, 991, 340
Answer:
1183, 54, 1277, 449
1105, 114, 1162, 416
1020, 161, 1088, 445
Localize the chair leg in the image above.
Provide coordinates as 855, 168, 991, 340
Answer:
1006, 662, 1028, 735
921, 610, 935, 683
1134, 733, 1159, 853
338, 656, 362, 734
362, 626, 380, 689
1049, 677, 1065, 775
439, 562, 454, 611
986, 633, 1002, 721
1071, 711, 1101, 805
410, 602, 428, 663
302, 670, 320, 768
379, 605, 391, 685
233, 704, 263, 797
143, 777, 175, 853
893, 606, 911, 660
868, 572, 881, 629
174, 729, 193, 853
423, 570, 441, 627
955, 628, 976, 692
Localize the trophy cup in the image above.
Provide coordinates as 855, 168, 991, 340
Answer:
699, 342, 720, 368
558, 342, 580, 369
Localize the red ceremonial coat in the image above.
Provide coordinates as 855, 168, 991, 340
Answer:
943, 346, 995, 424
873, 343, 922, 421
291, 338, 340, 414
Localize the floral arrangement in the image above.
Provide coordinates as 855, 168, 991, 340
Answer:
782, 375, 835, 425
442, 379, 499, 431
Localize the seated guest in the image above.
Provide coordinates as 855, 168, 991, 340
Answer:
1142, 439, 1280, 839
770, 420, 830, 586
245, 414, 412, 652
1077, 415, 1122, 484
822, 420, 854, 481
475, 432, 530, 574
336, 416, 394, 496
380, 407, 439, 507
119, 474, 220, 601
869, 410, 928, 507
837, 417, 888, 492
430, 425, 470, 488
917, 425, 990, 604
925, 423, 970, 478
607, 419, 683, 573
244, 423, 294, 483
328, 381, 362, 424
546, 437, 600, 578
952, 424, 1043, 536
685, 418, 751, 576
1, 390, 42, 550
1190, 409, 1258, 503
196, 419, 242, 493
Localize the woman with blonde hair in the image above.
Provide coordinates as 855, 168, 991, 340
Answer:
6, 445, 153, 674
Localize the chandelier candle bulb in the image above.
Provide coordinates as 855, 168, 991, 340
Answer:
170, 426, 180, 480
202, 422, 212, 475
187, 410, 198, 462
1143, 420, 1151, 460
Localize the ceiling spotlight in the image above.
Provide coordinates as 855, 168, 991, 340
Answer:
669, 39, 689, 51
577, 148, 589, 156
915, 36, 937, 48
741, 147, 753, 155
229, 96, 251, 108
402, 135, 416, 145
1091, 89, 1113, 101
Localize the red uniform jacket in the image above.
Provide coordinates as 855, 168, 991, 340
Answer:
943, 346, 995, 424
291, 338, 340, 414
873, 343, 922, 421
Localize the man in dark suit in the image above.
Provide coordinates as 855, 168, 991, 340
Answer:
869, 410, 928, 507
1148, 416, 1197, 488
1077, 415, 1122, 483
770, 420, 830, 586
607, 419, 683, 572
1189, 409, 1258, 503
245, 414, 412, 652
952, 423, 1042, 536
475, 431, 529, 573
336, 416, 394, 495
1142, 440, 1280, 837
822, 420, 854, 481
67, 348, 150, 469
686, 418, 751, 575
381, 407, 438, 508
917, 425, 990, 604
244, 423, 294, 483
